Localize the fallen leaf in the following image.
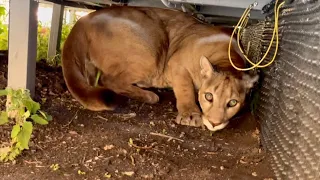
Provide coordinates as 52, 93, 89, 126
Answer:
104, 172, 112, 178
69, 131, 78, 135
103, 144, 115, 151
122, 171, 134, 176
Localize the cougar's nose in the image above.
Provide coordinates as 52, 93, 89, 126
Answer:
206, 116, 223, 126
211, 122, 222, 126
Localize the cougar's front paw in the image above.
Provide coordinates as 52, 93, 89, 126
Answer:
145, 92, 159, 104
175, 112, 203, 127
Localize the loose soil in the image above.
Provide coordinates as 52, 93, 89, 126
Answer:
0, 52, 274, 180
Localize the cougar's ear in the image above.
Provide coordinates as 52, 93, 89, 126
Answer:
200, 56, 217, 79
242, 74, 259, 89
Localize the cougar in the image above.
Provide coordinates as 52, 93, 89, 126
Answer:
61, 6, 258, 132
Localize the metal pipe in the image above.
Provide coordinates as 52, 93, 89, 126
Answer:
160, 0, 176, 8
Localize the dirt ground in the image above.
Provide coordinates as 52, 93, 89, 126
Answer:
0, 52, 274, 180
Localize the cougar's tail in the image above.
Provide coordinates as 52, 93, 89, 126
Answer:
61, 21, 122, 111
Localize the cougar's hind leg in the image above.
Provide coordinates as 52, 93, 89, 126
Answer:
100, 75, 159, 104
111, 84, 159, 104
121, 85, 159, 104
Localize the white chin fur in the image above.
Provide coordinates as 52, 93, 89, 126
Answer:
203, 118, 229, 132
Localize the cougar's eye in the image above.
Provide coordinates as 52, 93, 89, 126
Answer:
204, 92, 213, 102
227, 99, 238, 107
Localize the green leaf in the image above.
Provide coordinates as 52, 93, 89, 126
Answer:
0, 147, 10, 161
30, 114, 48, 125
8, 152, 17, 161
16, 142, 24, 151
11, 125, 21, 138
23, 110, 31, 118
17, 121, 33, 150
0, 89, 7, 96
39, 110, 52, 121
0, 111, 8, 125
18, 108, 26, 118
0, 6, 5, 17
14, 148, 20, 155
23, 100, 40, 114
5, 88, 12, 96
46, 115, 53, 121
38, 110, 47, 119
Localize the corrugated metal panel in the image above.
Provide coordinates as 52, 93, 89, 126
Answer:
243, 0, 320, 179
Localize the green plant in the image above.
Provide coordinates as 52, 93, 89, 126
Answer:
46, 23, 73, 66
0, 5, 8, 50
0, 6, 74, 64
0, 24, 8, 50
0, 5, 6, 33
37, 22, 50, 60
39, 22, 73, 66
0, 87, 52, 162
60, 23, 72, 50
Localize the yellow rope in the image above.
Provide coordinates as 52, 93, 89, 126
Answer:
228, 0, 285, 71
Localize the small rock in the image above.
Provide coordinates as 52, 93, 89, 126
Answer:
150, 121, 155, 126
179, 132, 185, 138
141, 174, 154, 179
252, 172, 258, 176
220, 166, 225, 170
68, 130, 78, 135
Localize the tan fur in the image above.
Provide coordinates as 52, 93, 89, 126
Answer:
61, 6, 258, 131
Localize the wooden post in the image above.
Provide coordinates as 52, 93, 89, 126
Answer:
47, 3, 64, 60
7, 0, 38, 96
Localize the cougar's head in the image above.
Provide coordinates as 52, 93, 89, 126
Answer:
198, 56, 259, 132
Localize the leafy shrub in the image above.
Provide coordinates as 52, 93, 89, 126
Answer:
0, 5, 74, 65
0, 24, 8, 50
37, 22, 50, 60
0, 5, 8, 50
0, 88, 52, 162
46, 23, 73, 66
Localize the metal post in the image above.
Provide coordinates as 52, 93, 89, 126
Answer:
7, 0, 38, 96
47, 3, 64, 60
